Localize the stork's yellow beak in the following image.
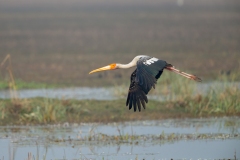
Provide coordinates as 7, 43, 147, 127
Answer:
89, 63, 117, 74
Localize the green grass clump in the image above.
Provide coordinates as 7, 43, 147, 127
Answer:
21, 98, 67, 123
0, 98, 63, 124
185, 83, 240, 115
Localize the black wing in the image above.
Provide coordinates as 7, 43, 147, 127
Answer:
126, 69, 148, 112
126, 56, 168, 112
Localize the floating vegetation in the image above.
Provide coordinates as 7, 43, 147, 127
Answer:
1, 118, 239, 146
46, 132, 240, 146
2, 126, 240, 149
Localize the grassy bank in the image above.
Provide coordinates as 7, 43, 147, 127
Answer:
1, 67, 240, 125
0, 98, 186, 125
0, 83, 239, 125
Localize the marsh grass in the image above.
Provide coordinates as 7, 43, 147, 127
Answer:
0, 98, 190, 125
169, 70, 240, 114
0, 73, 239, 125
186, 82, 240, 115
21, 98, 64, 123
0, 54, 18, 102
114, 70, 240, 116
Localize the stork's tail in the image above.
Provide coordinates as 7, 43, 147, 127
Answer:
165, 64, 202, 82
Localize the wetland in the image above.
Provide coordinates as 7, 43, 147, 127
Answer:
0, 0, 240, 159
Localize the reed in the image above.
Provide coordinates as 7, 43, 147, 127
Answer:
160, 69, 240, 115
0, 54, 19, 103
186, 80, 240, 115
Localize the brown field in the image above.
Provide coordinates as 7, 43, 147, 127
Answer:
0, 0, 240, 87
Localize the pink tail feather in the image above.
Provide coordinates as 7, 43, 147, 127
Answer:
165, 65, 202, 82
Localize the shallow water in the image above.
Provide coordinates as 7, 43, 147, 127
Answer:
0, 87, 117, 100
0, 117, 239, 159
0, 87, 116, 100
0, 82, 239, 100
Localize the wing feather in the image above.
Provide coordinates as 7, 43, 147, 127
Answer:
129, 94, 133, 110
136, 98, 141, 111
140, 99, 146, 109
133, 94, 137, 112
126, 56, 168, 112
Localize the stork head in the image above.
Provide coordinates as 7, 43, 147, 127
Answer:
89, 63, 117, 74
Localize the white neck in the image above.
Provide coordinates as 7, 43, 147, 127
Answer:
117, 62, 136, 69
116, 55, 143, 69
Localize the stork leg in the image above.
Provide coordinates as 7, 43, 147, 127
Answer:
165, 66, 202, 82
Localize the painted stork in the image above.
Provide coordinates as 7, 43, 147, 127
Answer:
89, 55, 201, 112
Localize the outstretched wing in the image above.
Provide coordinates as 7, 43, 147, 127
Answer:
126, 69, 148, 112
126, 56, 168, 112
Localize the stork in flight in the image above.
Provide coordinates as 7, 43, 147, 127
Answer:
89, 55, 201, 112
